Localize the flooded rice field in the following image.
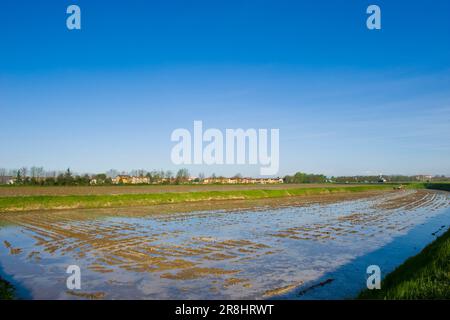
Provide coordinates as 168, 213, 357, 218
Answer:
0, 189, 449, 299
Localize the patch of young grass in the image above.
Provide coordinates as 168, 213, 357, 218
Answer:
0, 277, 15, 300
402, 182, 426, 190
358, 227, 450, 299
0, 185, 394, 213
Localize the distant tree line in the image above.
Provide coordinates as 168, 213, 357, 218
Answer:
330, 175, 450, 183
283, 172, 450, 184
4, 168, 109, 186
283, 172, 328, 183
0, 167, 194, 186
1, 167, 449, 186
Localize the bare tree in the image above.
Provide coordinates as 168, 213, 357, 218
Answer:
20, 167, 28, 178
106, 169, 119, 178
137, 169, 146, 177
46, 170, 57, 178
30, 166, 38, 179
151, 170, 160, 181
36, 167, 45, 178
0, 168, 7, 184
176, 168, 190, 183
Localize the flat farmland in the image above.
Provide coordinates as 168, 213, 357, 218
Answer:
0, 184, 394, 213
1, 188, 449, 299
0, 184, 365, 197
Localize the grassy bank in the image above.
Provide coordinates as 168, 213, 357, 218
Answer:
424, 183, 450, 192
0, 185, 394, 213
0, 277, 15, 300
358, 227, 450, 299
402, 182, 450, 191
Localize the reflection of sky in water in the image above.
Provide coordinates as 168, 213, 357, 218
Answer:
0, 191, 449, 299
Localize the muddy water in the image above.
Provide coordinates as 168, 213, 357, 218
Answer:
0, 189, 449, 299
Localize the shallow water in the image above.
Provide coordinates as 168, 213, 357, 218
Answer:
0, 190, 449, 299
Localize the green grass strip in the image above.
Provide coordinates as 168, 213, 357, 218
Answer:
0, 277, 15, 300
0, 185, 393, 213
358, 227, 450, 299
424, 183, 450, 192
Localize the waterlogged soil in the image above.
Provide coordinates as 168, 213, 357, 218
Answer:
0, 190, 449, 299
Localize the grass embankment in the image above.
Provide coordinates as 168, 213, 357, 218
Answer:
402, 182, 450, 191
0, 277, 14, 300
0, 185, 393, 213
424, 183, 450, 192
358, 227, 450, 299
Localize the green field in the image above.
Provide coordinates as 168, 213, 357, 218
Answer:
1, 183, 448, 300
0, 185, 394, 213
358, 226, 450, 299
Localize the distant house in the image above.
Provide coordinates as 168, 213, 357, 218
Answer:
111, 175, 131, 184
0, 176, 15, 185
186, 177, 197, 183
415, 175, 433, 182
201, 177, 283, 185
109, 175, 284, 185
111, 175, 151, 184
131, 176, 150, 184
264, 178, 284, 184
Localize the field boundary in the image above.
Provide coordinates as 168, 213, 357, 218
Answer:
0, 185, 395, 213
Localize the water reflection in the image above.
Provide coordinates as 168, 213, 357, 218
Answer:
0, 190, 448, 299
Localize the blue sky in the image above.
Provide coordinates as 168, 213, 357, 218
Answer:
0, 0, 449, 177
